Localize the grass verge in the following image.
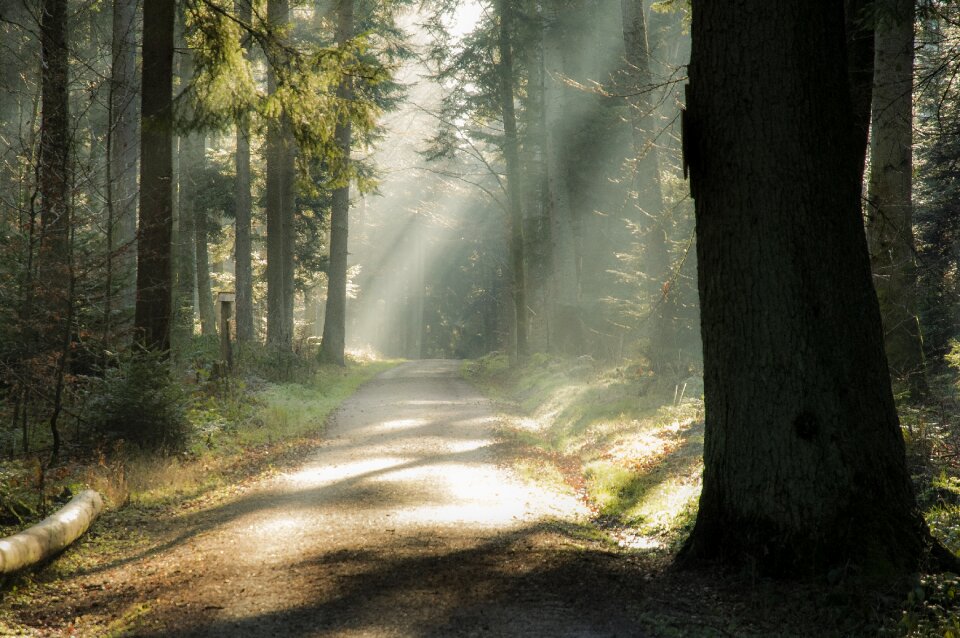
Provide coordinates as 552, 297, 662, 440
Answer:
463, 352, 704, 551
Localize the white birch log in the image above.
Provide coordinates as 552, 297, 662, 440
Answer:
0, 490, 103, 574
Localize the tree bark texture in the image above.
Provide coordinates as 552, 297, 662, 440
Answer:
135, 0, 175, 352
234, 0, 254, 343
109, 0, 139, 318
320, 0, 355, 366
867, 0, 926, 398
192, 138, 217, 337
265, 0, 296, 351
235, 120, 254, 342
680, 0, 927, 577
846, 0, 876, 176
174, 43, 200, 345
497, 0, 528, 361
38, 0, 71, 327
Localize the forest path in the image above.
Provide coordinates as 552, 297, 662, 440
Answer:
49, 360, 656, 637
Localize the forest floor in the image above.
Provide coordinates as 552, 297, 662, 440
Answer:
0, 359, 942, 636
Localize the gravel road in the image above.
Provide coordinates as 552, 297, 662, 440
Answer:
19, 360, 655, 637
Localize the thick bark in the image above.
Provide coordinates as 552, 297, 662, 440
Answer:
135, 0, 175, 352
39, 0, 71, 461
497, 0, 528, 361
867, 0, 926, 399
265, 0, 296, 351
234, 0, 254, 343
109, 0, 139, 322
38, 0, 70, 311
680, 0, 928, 577
846, 0, 876, 176
621, 0, 675, 374
319, 0, 354, 366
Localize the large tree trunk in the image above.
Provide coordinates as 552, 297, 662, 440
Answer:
39, 0, 71, 460
846, 0, 876, 177
38, 0, 70, 310
679, 0, 931, 578
265, 0, 296, 352
496, 0, 528, 361
234, 0, 254, 344
319, 0, 354, 366
135, 0, 175, 352
108, 0, 139, 332
867, 0, 926, 399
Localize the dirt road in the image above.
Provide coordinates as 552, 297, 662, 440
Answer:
23, 360, 658, 637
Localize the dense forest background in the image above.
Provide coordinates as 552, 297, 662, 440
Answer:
0, 0, 702, 457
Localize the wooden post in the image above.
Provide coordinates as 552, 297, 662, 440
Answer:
218, 292, 235, 372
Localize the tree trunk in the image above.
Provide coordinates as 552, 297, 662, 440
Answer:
319, 0, 355, 366
174, 42, 201, 346
234, 0, 254, 344
39, 0, 71, 461
496, 0, 528, 362
109, 0, 138, 327
193, 138, 217, 337
846, 0, 876, 177
265, 0, 296, 352
135, 0, 175, 352
520, 0, 548, 352
679, 0, 930, 578
0, 490, 103, 574
235, 118, 254, 343
867, 0, 926, 399
38, 0, 70, 318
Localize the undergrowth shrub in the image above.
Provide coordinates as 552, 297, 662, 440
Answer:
85, 351, 190, 452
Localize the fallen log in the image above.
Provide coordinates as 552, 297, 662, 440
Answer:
0, 490, 103, 574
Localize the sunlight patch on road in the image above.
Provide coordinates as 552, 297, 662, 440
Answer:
378, 418, 427, 431
388, 464, 535, 527
445, 438, 491, 453
285, 456, 410, 487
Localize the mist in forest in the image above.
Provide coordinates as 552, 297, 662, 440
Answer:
343, 2, 697, 366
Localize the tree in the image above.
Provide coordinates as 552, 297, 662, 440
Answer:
319, 0, 355, 366
107, 0, 139, 333
866, 0, 926, 399
679, 0, 936, 577
496, 0, 528, 361
265, 0, 296, 352
135, 0, 175, 351
174, 25, 199, 347
38, 0, 71, 457
234, 0, 254, 344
